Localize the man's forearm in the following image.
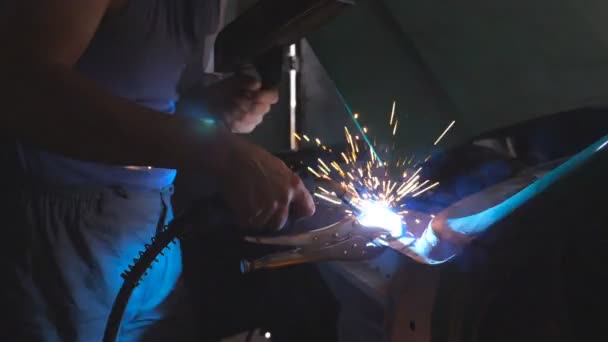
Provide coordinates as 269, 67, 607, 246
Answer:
0, 62, 232, 174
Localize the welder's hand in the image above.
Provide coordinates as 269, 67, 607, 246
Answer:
203, 74, 279, 134
220, 137, 315, 231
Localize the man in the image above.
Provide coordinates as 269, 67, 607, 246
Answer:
0, 0, 315, 340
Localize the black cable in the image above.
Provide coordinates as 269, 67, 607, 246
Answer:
102, 218, 187, 342
103, 199, 231, 342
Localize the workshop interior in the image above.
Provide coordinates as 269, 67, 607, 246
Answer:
3, 0, 607, 341
172, 0, 607, 341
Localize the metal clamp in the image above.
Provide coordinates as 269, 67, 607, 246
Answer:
240, 216, 390, 273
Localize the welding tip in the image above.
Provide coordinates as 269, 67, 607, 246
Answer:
315, 178, 360, 214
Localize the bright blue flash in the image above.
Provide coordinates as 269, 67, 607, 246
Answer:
357, 201, 404, 238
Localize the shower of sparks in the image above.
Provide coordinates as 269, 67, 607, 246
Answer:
297, 101, 455, 235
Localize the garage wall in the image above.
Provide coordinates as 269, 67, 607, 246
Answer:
309, 0, 608, 151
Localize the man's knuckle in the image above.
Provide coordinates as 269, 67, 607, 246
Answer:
271, 200, 280, 210
290, 175, 303, 187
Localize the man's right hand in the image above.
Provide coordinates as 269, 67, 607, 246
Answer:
218, 137, 316, 231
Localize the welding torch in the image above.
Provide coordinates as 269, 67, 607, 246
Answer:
239, 178, 400, 273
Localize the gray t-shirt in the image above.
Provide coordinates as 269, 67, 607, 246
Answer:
17, 0, 220, 189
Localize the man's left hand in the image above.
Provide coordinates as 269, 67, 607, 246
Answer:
202, 74, 279, 133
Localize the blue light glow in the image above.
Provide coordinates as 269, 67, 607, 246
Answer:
596, 138, 608, 152
357, 200, 404, 237
334, 88, 382, 163
200, 118, 217, 126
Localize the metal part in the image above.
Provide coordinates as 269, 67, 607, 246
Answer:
215, 0, 355, 88
241, 217, 388, 273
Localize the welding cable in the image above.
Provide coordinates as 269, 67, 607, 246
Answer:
103, 218, 186, 342
103, 199, 232, 342
104, 170, 318, 341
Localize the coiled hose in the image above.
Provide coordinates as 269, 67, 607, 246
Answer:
102, 200, 230, 342
102, 172, 315, 341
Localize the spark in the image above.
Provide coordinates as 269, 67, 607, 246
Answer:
412, 182, 440, 197
315, 138, 322, 146
397, 179, 418, 196
314, 192, 342, 205
341, 152, 350, 164
317, 186, 330, 194
294, 133, 302, 141
433, 120, 456, 146
403, 176, 420, 191
392, 119, 399, 136
331, 161, 345, 174
411, 179, 430, 193
307, 167, 321, 178
303, 135, 310, 142
396, 180, 418, 200
390, 101, 396, 126
318, 158, 331, 173
318, 165, 330, 176
363, 126, 368, 133
409, 167, 423, 182
354, 113, 359, 119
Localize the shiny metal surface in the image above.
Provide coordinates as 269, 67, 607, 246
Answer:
241, 216, 388, 273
